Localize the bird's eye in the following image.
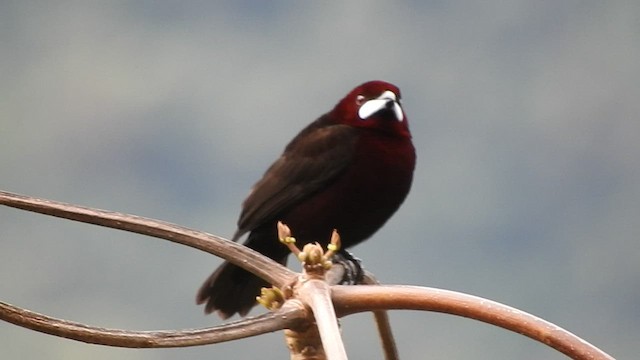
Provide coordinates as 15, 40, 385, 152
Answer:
356, 95, 365, 106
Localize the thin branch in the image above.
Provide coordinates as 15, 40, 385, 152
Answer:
327, 264, 399, 360
332, 285, 615, 360
361, 272, 399, 360
370, 310, 398, 360
0, 300, 308, 348
0, 190, 294, 288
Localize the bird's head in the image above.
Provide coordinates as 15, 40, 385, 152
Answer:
331, 80, 410, 137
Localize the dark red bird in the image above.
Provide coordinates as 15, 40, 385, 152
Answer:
197, 80, 416, 318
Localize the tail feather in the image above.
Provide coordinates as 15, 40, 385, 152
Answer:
196, 261, 270, 318
196, 227, 288, 318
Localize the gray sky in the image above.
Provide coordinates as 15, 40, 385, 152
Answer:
1, 1, 638, 359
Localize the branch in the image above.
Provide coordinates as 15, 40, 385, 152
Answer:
297, 279, 347, 360
361, 272, 399, 360
0, 190, 294, 287
332, 285, 614, 360
0, 300, 308, 347
0, 190, 615, 360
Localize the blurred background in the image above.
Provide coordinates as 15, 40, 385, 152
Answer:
1, 1, 638, 359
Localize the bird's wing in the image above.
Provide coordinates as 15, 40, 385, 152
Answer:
233, 122, 358, 240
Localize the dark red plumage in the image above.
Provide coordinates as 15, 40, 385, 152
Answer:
196, 81, 416, 318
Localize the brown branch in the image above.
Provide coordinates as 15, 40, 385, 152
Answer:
297, 279, 347, 360
361, 272, 399, 360
0, 190, 294, 288
0, 190, 616, 359
327, 265, 399, 360
277, 236, 348, 360
332, 285, 615, 360
370, 309, 398, 360
0, 300, 308, 348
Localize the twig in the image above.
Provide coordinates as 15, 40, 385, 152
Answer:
361, 272, 399, 360
277, 228, 347, 360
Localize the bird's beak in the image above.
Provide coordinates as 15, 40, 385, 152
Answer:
358, 90, 404, 122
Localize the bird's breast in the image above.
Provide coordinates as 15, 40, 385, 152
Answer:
281, 132, 415, 247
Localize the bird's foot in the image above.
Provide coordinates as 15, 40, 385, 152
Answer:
333, 251, 364, 285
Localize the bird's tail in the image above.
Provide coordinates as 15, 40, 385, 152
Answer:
196, 231, 288, 318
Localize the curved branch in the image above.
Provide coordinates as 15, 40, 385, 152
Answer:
0, 190, 294, 287
332, 285, 614, 360
0, 300, 308, 348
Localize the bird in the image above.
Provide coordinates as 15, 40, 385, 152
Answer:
196, 80, 416, 319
